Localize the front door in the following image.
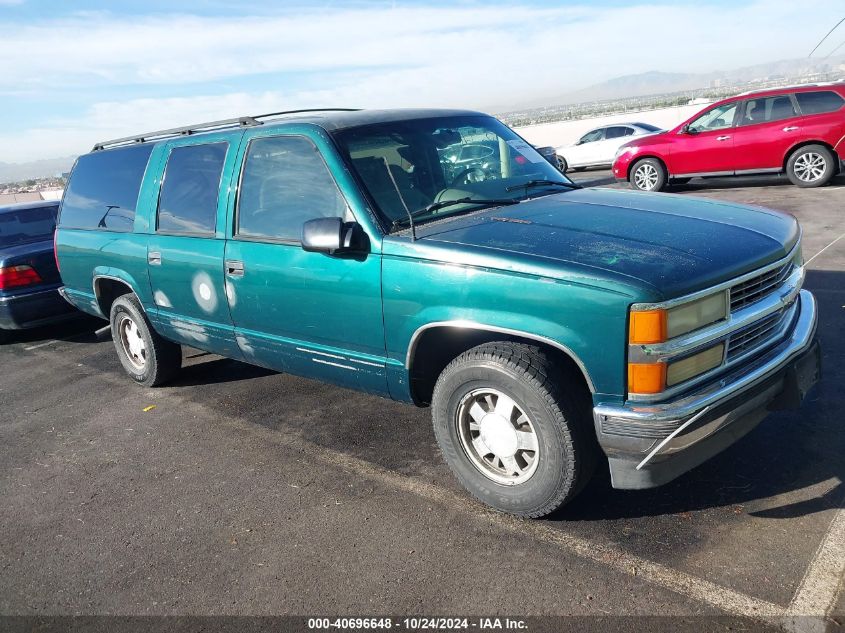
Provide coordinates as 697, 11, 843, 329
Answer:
224, 130, 387, 395
669, 101, 739, 175
146, 134, 242, 358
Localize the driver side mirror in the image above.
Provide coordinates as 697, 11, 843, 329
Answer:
301, 217, 367, 255
681, 124, 698, 135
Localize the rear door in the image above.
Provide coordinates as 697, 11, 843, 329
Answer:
599, 126, 635, 163
669, 101, 738, 175
732, 93, 802, 172
223, 127, 387, 394
146, 133, 242, 357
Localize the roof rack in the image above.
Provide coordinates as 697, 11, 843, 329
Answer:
735, 80, 845, 96
92, 108, 361, 151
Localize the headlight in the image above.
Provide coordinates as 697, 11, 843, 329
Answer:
629, 291, 728, 344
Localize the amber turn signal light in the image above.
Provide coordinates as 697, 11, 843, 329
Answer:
628, 362, 666, 394
629, 309, 667, 344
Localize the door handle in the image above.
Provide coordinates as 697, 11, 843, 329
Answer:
783, 126, 799, 132
225, 260, 244, 277
148, 251, 161, 266
715, 135, 731, 141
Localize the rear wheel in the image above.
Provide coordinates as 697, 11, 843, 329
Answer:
786, 145, 836, 188
431, 342, 596, 517
556, 155, 568, 173
110, 294, 181, 387
630, 158, 667, 192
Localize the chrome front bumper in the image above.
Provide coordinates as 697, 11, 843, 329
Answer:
594, 289, 820, 489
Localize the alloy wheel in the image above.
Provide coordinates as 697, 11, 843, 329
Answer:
118, 314, 146, 371
793, 152, 827, 183
633, 163, 659, 190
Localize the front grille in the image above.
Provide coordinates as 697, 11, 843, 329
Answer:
730, 262, 793, 312
726, 309, 790, 360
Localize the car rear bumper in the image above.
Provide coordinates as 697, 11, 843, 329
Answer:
0, 286, 79, 331
593, 289, 820, 489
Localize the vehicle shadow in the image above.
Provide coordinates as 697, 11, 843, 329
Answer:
552, 268, 844, 522
171, 355, 276, 387
674, 172, 845, 192
1, 315, 108, 346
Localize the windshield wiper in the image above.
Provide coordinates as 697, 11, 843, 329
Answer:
391, 197, 520, 231
505, 179, 582, 196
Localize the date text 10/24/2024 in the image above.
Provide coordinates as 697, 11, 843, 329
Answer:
307, 618, 528, 630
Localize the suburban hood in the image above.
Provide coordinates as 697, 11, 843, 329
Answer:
411, 188, 799, 299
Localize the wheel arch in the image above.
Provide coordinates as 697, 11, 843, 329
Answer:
405, 322, 595, 406
783, 140, 841, 173
92, 274, 141, 319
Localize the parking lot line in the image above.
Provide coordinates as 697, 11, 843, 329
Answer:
23, 340, 58, 351
805, 231, 845, 266
783, 502, 845, 633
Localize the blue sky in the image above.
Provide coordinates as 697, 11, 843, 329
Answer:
1, 0, 843, 163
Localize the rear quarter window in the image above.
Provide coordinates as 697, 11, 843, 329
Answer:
59, 144, 154, 231
795, 90, 845, 115
0, 205, 57, 247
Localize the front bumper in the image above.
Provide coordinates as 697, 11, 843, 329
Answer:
593, 289, 820, 489
0, 286, 79, 331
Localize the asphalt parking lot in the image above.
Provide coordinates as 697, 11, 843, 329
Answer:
1, 172, 843, 632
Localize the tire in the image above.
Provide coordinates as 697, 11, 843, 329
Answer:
629, 157, 667, 192
431, 342, 597, 518
786, 145, 836, 188
110, 294, 181, 387
556, 155, 568, 173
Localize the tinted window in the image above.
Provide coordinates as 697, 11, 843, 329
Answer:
237, 136, 349, 241
579, 128, 604, 144
60, 145, 153, 231
795, 90, 845, 115
634, 123, 662, 132
740, 95, 797, 125
688, 102, 737, 132
0, 204, 57, 247
606, 126, 632, 139
157, 143, 227, 234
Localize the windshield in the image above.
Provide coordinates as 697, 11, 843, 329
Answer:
0, 205, 57, 248
332, 115, 574, 229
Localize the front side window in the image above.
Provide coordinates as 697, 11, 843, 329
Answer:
740, 95, 797, 125
795, 90, 845, 115
688, 103, 738, 132
157, 143, 227, 234
333, 115, 574, 228
0, 204, 57, 247
579, 128, 605, 144
237, 136, 349, 242
60, 144, 153, 231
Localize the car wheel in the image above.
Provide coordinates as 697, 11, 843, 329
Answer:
630, 158, 667, 192
431, 342, 596, 517
556, 155, 568, 173
110, 294, 181, 387
786, 145, 836, 188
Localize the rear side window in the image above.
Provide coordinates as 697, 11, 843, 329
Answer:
740, 95, 797, 125
0, 205, 57, 247
60, 145, 153, 231
795, 90, 845, 115
606, 126, 633, 139
157, 143, 228, 235
236, 136, 349, 242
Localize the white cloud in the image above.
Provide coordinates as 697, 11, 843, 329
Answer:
1, 1, 843, 161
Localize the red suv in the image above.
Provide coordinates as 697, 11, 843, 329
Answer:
613, 83, 845, 191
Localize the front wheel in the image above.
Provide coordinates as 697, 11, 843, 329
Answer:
786, 145, 836, 188
431, 342, 596, 517
630, 158, 667, 191
110, 294, 182, 387
556, 155, 568, 173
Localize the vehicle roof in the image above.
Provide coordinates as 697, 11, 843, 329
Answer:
718, 81, 845, 103
90, 108, 488, 153
0, 200, 59, 214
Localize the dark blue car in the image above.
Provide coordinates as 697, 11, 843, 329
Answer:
0, 200, 79, 342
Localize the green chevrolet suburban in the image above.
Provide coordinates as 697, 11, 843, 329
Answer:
55, 108, 820, 517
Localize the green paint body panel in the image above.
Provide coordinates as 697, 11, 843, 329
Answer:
55, 110, 800, 410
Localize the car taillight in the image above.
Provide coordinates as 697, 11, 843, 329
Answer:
0, 265, 43, 290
